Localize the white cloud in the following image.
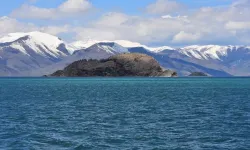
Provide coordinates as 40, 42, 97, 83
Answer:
73, 12, 183, 43
74, 27, 118, 41
0, 16, 70, 37
225, 21, 250, 30
146, 0, 184, 14
11, 0, 92, 19
232, 0, 250, 8
11, 5, 56, 20
3, 0, 250, 46
172, 31, 201, 43
0, 16, 38, 36
72, 0, 250, 46
40, 25, 70, 35
161, 15, 189, 23
58, 0, 92, 13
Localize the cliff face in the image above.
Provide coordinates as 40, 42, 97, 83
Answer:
49, 53, 177, 77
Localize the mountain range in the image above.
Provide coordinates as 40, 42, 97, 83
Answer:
0, 31, 250, 76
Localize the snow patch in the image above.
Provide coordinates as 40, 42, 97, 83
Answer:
68, 39, 174, 53
0, 31, 63, 48
180, 45, 250, 60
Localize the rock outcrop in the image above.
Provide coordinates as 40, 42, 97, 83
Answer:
189, 72, 208, 76
49, 53, 177, 77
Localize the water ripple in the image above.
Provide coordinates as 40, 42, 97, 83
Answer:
0, 78, 249, 149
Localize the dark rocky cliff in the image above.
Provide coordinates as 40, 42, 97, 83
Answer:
49, 53, 177, 77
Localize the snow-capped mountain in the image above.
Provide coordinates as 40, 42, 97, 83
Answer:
27, 42, 129, 76
66, 40, 130, 52
67, 39, 139, 51
0, 31, 70, 76
68, 39, 174, 53
178, 45, 250, 61
115, 40, 174, 52
1, 31, 250, 76
0, 31, 70, 56
0, 32, 136, 76
67, 40, 101, 52
72, 42, 128, 59
156, 45, 250, 76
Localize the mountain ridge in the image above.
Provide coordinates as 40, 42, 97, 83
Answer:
1, 31, 250, 76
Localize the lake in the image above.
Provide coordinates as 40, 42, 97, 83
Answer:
0, 78, 249, 149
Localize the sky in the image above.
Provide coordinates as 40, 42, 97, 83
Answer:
0, 0, 249, 47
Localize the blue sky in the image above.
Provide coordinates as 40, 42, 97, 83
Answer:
0, 0, 233, 16
0, 0, 249, 46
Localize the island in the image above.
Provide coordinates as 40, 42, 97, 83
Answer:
48, 53, 177, 77
189, 72, 208, 76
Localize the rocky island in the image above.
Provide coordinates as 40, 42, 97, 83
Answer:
189, 72, 208, 77
49, 53, 177, 77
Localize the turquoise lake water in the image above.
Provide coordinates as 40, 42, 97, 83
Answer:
0, 78, 249, 149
